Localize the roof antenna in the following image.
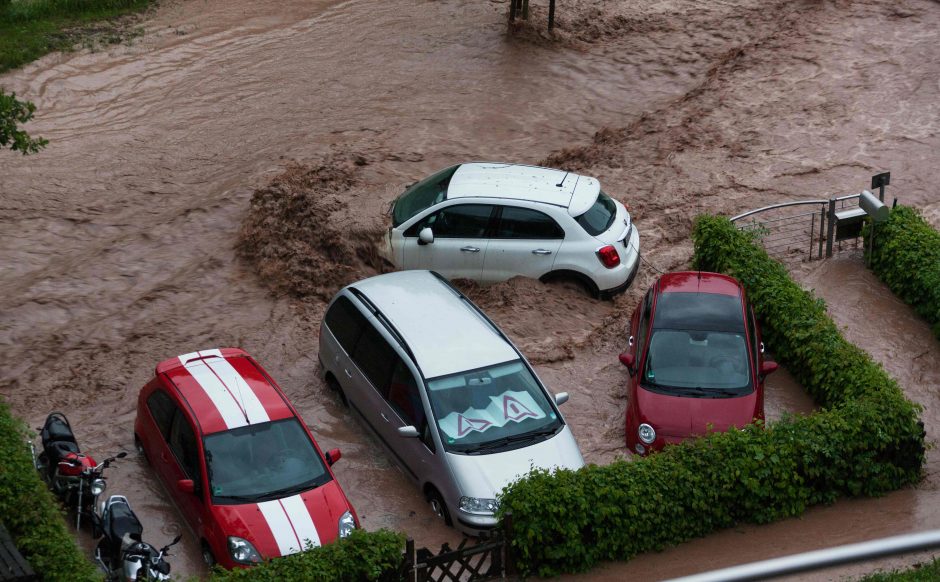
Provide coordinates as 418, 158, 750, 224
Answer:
556, 171, 569, 188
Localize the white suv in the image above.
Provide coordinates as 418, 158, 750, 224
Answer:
382, 162, 640, 298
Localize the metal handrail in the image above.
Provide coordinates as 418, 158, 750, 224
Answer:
731, 200, 828, 222
834, 191, 864, 202
665, 530, 940, 582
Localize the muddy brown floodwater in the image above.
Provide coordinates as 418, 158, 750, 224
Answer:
1, 0, 939, 579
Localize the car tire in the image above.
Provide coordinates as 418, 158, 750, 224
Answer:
425, 487, 452, 526
325, 374, 348, 407
540, 271, 599, 299
201, 541, 216, 568
134, 434, 149, 465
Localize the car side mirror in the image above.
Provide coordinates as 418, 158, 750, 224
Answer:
759, 360, 779, 378
554, 392, 569, 406
398, 426, 420, 438
619, 352, 635, 375
325, 448, 342, 466
177, 479, 195, 494
418, 227, 434, 245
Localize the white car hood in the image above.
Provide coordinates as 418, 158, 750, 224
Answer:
445, 426, 584, 499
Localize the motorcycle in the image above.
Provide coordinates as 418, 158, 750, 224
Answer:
94, 495, 181, 582
32, 412, 127, 532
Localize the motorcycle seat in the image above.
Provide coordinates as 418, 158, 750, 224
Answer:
108, 503, 143, 545
46, 440, 80, 463
41, 413, 77, 445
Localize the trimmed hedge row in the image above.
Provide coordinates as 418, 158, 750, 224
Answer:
0, 399, 101, 581
206, 529, 405, 582
496, 215, 924, 577
864, 205, 940, 341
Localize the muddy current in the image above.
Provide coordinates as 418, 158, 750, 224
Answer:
1, 0, 939, 579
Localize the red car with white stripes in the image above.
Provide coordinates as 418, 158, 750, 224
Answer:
134, 348, 358, 569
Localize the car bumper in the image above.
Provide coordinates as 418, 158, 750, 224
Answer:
600, 249, 640, 298
455, 512, 499, 538
595, 225, 640, 297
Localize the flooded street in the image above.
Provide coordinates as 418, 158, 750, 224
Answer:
1, 0, 939, 579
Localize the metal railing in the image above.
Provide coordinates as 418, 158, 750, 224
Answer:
730, 173, 891, 262
732, 200, 829, 262
666, 529, 940, 582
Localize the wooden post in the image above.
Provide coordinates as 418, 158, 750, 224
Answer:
548, 0, 556, 30
503, 511, 517, 576
523, 0, 529, 19
402, 538, 415, 582
509, 0, 517, 22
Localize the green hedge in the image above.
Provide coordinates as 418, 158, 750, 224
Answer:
497, 215, 924, 577
859, 556, 940, 581
206, 529, 405, 582
864, 205, 940, 341
0, 399, 101, 581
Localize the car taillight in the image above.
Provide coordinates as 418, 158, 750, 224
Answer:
596, 245, 620, 269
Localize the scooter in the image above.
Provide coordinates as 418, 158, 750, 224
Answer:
94, 495, 180, 582
32, 412, 127, 532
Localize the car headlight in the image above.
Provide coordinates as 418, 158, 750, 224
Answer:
638, 423, 656, 445
338, 510, 356, 538
228, 536, 261, 564
91, 478, 106, 497
458, 497, 498, 516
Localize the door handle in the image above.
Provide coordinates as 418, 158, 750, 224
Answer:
161, 451, 169, 463
460, 246, 481, 253
344, 368, 352, 378
532, 249, 553, 255
380, 412, 390, 423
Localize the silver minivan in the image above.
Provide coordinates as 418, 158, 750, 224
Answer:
318, 270, 584, 535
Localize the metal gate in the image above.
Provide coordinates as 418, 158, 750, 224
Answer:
730, 172, 891, 262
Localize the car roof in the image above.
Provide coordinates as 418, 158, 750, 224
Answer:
156, 348, 296, 435
658, 271, 743, 296
347, 271, 519, 379
654, 272, 745, 333
446, 162, 601, 217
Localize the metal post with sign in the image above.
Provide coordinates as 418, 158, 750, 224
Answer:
859, 189, 889, 266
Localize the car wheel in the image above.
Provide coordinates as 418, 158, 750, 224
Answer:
426, 487, 452, 526
326, 375, 348, 407
202, 541, 216, 568
134, 434, 149, 465
540, 271, 599, 299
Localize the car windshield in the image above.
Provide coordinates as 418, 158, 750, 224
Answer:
427, 360, 562, 454
643, 329, 752, 395
392, 165, 460, 227
203, 418, 331, 504
575, 191, 617, 235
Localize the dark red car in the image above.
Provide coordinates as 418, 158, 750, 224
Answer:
620, 272, 778, 455
134, 348, 358, 569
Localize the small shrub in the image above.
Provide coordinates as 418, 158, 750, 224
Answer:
864, 205, 940, 341
206, 528, 405, 582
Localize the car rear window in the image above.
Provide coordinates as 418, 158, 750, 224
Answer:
392, 165, 460, 227
574, 191, 617, 236
652, 292, 745, 332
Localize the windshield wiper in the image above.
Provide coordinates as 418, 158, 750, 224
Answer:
674, 386, 742, 397
461, 436, 516, 454
215, 494, 260, 502
460, 426, 559, 454
253, 477, 328, 502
